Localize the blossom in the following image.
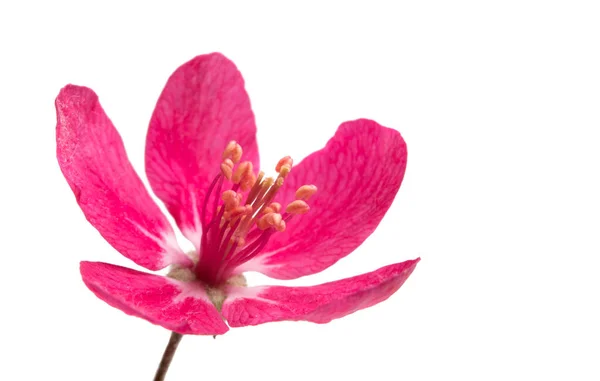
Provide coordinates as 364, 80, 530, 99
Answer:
55, 53, 419, 336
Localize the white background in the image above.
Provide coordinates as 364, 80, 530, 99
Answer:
1, 1, 599, 380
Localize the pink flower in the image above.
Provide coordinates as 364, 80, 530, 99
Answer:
56, 53, 419, 336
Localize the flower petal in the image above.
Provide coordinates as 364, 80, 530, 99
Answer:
239, 119, 407, 279
56, 85, 191, 271
80, 261, 229, 335
145, 53, 259, 249
223, 259, 419, 327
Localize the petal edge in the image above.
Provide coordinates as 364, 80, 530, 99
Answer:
223, 258, 419, 327
56, 85, 191, 270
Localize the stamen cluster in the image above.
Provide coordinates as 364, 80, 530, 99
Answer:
196, 141, 317, 285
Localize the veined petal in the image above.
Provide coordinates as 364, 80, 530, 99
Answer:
145, 53, 259, 249
80, 261, 229, 335
223, 259, 419, 327
239, 119, 407, 279
56, 85, 191, 271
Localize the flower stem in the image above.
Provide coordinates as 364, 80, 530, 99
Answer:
154, 332, 183, 381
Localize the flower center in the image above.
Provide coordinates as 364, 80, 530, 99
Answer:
194, 141, 317, 286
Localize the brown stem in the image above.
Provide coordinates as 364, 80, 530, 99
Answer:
154, 332, 183, 381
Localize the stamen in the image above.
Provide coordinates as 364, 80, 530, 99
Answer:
221, 190, 240, 210
239, 171, 257, 192
220, 159, 234, 180
257, 212, 286, 231
262, 202, 281, 215
269, 202, 281, 212
296, 184, 318, 200
263, 177, 284, 206
196, 144, 318, 286
232, 161, 253, 184
246, 171, 265, 203
276, 156, 293, 178
220, 218, 243, 257
227, 231, 272, 268
222, 141, 243, 164
286, 200, 310, 214
249, 177, 274, 207
226, 205, 252, 220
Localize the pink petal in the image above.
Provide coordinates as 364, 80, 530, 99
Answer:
223, 259, 419, 327
145, 53, 259, 249
239, 119, 407, 279
80, 261, 229, 335
56, 85, 191, 271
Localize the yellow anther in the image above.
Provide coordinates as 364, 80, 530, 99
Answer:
221, 190, 240, 210
286, 200, 310, 215
223, 141, 243, 164
274, 176, 284, 188
257, 213, 276, 229
262, 202, 282, 215
232, 161, 253, 184
257, 212, 286, 231
222, 189, 237, 200
275, 219, 286, 232
295, 184, 318, 200
269, 202, 281, 213
275, 156, 293, 174
279, 165, 291, 178
220, 159, 234, 180
257, 215, 270, 230
226, 205, 252, 220
207, 146, 315, 263
266, 212, 282, 226
240, 171, 257, 192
